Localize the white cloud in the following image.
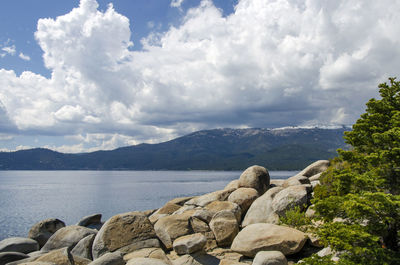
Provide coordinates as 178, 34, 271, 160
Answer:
171, 0, 185, 8
19, 52, 31, 61
1, 0, 400, 151
1, 45, 16, 56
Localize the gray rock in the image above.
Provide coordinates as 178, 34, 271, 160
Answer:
283, 176, 310, 187
227, 188, 258, 214
173, 233, 207, 255
92, 211, 159, 259
41, 225, 97, 252
89, 251, 125, 265
252, 251, 288, 265
238, 166, 270, 195
209, 211, 239, 247
71, 234, 96, 260
0, 252, 29, 264
203, 201, 242, 223
0, 237, 39, 254
154, 210, 195, 250
191, 210, 213, 224
77, 214, 103, 230
295, 160, 330, 178
28, 219, 66, 248
231, 223, 307, 257
272, 185, 309, 216
126, 257, 169, 265
184, 189, 235, 207
241, 187, 283, 227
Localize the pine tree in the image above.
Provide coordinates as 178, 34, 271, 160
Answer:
308, 78, 400, 264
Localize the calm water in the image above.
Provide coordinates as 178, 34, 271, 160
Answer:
0, 170, 297, 240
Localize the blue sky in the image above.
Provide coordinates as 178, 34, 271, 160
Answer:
0, 0, 399, 153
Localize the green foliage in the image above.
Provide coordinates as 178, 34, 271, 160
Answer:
278, 205, 312, 232
309, 78, 400, 264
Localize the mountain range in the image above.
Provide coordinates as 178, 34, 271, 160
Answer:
0, 127, 349, 170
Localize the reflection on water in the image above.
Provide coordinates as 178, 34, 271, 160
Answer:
0, 170, 297, 240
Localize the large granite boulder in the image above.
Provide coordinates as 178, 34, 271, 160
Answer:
227, 188, 259, 213
203, 201, 241, 222
282, 176, 310, 187
154, 210, 195, 249
149, 203, 182, 224
184, 189, 234, 207
209, 211, 239, 247
231, 223, 307, 257
172, 233, 207, 255
271, 185, 310, 216
35, 247, 91, 265
238, 166, 270, 195
241, 187, 283, 227
252, 251, 288, 265
123, 248, 170, 264
41, 225, 97, 252
126, 257, 169, 265
28, 219, 66, 248
0, 252, 30, 264
0, 237, 39, 254
71, 234, 96, 260
92, 211, 159, 259
88, 251, 124, 265
76, 214, 103, 230
295, 160, 330, 178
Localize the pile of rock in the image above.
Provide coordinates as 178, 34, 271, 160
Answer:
0, 160, 331, 265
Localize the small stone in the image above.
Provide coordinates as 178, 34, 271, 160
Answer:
252, 251, 288, 265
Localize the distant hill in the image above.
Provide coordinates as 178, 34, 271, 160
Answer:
0, 127, 349, 170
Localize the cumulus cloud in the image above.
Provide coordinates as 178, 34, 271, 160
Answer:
1, 0, 400, 152
19, 52, 31, 61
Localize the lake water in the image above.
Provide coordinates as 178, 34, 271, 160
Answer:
0, 170, 297, 240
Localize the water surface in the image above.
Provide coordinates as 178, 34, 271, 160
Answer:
0, 170, 297, 240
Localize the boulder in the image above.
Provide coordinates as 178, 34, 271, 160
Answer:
71, 234, 96, 260
149, 203, 182, 224
204, 201, 241, 222
92, 212, 159, 259
295, 160, 330, 178
309, 173, 322, 181
224, 180, 240, 190
171, 253, 219, 265
231, 223, 307, 257
154, 210, 195, 249
41, 225, 97, 252
238, 166, 270, 194
167, 197, 194, 206
282, 176, 310, 187
76, 214, 103, 230
189, 217, 210, 233
191, 210, 213, 224
35, 247, 91, 265
0, 252, 29, 264
88, 251, 124, 265
227, 188, 258, 213
252, 251, 287, 265
123, 248, 170, 264
184, 189, 234, 207
209, 211, 239, 247
271, 185, 309, 216
172, 233, 207, 255
241, 187, 283, 227
28, 219, 66, 248
269, 180, 284, 187
0, 237, 39, 254
126, 257, 169, 265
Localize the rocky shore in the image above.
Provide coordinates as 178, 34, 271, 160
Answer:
0, 160, 332, 265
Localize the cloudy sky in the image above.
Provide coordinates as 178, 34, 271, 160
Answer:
0, 0, 399, 153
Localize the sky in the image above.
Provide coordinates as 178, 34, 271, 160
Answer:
0, 0, 399, 153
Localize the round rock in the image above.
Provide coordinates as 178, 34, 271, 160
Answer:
252, 251, 288, 265
238, 166, 270, 195
0, 237, 39, 254
28, 218, 65, 248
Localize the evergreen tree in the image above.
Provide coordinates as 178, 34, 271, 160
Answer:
308, 78, 400, 264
